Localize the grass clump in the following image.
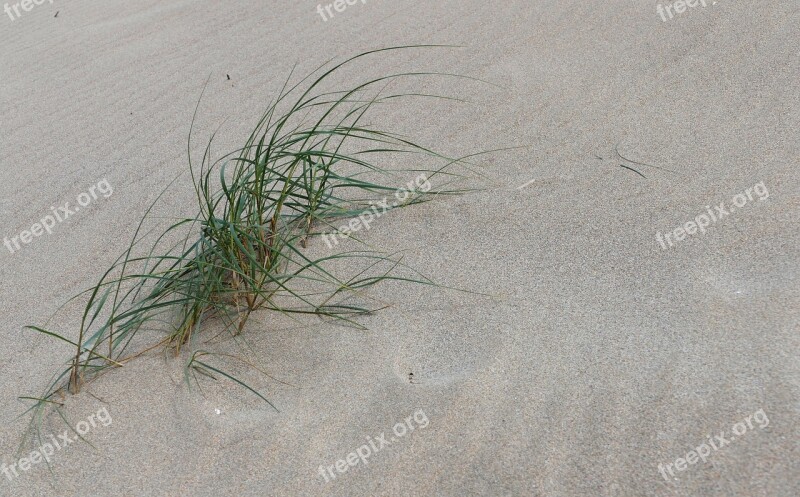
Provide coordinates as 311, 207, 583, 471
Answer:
23, 47, 482, 421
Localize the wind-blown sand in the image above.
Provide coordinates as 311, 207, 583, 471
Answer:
0, 1, 797, 496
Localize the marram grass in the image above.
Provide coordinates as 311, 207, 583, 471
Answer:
22, 47, 492, 425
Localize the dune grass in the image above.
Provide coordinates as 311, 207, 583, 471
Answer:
22, 47, 488, 428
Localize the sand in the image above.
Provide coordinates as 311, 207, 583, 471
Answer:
0, 0, 797, 495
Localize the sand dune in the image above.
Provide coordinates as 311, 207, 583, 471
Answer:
0, 1, 797, 495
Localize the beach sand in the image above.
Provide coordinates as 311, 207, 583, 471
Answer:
0, 0, 797, 495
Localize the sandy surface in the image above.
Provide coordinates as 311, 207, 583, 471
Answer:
1, 1, 798, 496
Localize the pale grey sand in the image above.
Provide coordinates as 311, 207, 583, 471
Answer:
0, 1, 797, 496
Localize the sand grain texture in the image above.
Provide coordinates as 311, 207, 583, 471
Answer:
0, 1, 798, 496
